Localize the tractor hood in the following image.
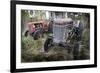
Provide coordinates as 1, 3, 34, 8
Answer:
54, 18, 73, 25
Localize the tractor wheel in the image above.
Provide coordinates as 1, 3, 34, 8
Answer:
24, 30, 29, 37
44, 37, 53, 52
33, 30, 41, 40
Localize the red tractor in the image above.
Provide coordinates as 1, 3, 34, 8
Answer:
24, 21, 49, 40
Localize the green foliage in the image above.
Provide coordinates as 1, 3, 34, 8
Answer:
33, 10, 46, 21
79, 29, 90, 59
21, 34, 73, 62
21, 10, 30, 32
21, 10, 30, 18
81, 29, 90, 49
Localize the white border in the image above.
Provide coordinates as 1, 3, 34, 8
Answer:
16, 5, 94, 69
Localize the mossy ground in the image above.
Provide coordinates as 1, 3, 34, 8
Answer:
21, 29, 90, 63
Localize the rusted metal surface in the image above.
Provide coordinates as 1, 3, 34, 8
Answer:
27, 21, 49, 34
